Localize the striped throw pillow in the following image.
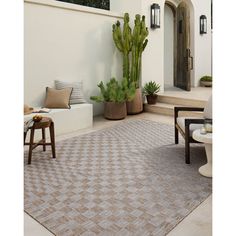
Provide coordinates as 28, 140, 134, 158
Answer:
55, 80, 86, 104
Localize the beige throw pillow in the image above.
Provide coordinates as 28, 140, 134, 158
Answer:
55, 80, 86, 104
44, 87, 73, 109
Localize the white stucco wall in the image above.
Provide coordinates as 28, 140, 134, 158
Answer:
191, 0, 212, 86
25, 0, 212, 116
110, 0, 142, 17
24, 0, 123, 115
112, 0, 212, 89
140, 0, 164, 92
164, 4, 174, 87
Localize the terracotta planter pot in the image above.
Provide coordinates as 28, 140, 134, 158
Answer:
126, 88, 143, 115
104, 101, 127, 120
146, 94, 158, 104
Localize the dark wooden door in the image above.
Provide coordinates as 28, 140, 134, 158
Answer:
175, 2, 192, 91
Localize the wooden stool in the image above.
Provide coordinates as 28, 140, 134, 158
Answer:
24, 117, 56, 164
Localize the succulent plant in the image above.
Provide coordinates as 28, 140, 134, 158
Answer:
200, 76, 212, 82
143, 81, 161, 96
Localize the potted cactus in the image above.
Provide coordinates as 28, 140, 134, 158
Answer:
143, 81, 161, 104
90, 78, 135, 120
112, 13, 148, 115
112, 13, 132, 84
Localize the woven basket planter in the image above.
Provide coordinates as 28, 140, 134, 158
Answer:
104, 101, 127, 120
126, 88, 143, 114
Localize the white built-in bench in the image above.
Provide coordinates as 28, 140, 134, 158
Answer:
24, 104, 93, 137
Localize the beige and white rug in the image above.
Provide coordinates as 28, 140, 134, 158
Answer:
24, 120, 212, 236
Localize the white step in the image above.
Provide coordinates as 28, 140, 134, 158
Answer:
144, 102, 204, 118
144, 102, 174, 116
144, 87, 211, 117
157, 94, 207, 107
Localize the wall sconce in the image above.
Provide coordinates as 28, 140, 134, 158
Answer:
151, 3, 160, 29
200, 15, 207, 34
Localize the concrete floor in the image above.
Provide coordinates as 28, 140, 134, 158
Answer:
24, 113, 212, 236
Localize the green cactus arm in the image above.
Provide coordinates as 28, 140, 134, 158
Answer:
112, 21, 124, 52
97, 81, 106, 96
142, 39, 148, 51
90, 96, 104, 103
112, 13, 133, 80
130, 14, 148, 88
115, 89, 125, 103
91, 77, 136, 103
97, 81, 110, 101
126, 81, 136, 101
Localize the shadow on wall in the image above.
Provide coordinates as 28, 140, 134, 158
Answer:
80, 21, 122, 115
24, 1, 123, 114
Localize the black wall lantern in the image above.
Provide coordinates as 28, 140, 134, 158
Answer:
200, 15, 207, 34
151, 3, 160, 29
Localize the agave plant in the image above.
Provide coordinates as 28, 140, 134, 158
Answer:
143, 81, 161, 96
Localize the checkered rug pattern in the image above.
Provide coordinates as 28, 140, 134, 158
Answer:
24, 120, 212, 236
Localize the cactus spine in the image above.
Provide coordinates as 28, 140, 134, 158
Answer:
130, 15, 149, 88
112, 13, 132, 81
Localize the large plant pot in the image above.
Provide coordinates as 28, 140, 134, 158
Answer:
126, 88, 143, 115
146, 94, 158, 104
104, 101, 127, 120
200, 81, 212, 87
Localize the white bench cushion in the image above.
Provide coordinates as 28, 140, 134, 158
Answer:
177, 117, 203, 136
24, 104, 93, 137
203, 95, 212, 119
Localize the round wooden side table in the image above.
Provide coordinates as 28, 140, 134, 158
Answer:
192, 129, 212, 178
24, 117, 56, 164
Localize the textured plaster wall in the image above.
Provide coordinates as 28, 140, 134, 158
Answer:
164, 4, 174, 87
25, 0, 212, 117
110, 0, 142, 17
191, 0, 212, 86
24, 0, 123, 115
111, 0, 212, 89
140, 0, 165, 92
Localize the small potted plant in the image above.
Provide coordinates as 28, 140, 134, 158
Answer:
90, 77, 135, 120
200, 75, 212, 87
143, 81, 160, 104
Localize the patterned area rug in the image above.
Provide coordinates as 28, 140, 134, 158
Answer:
24, 120, 212, 236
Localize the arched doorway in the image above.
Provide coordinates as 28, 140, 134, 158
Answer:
164, 0, 194, 91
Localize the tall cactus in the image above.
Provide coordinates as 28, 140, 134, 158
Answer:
112, 13, 132, 81
130, 15, 149, 88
